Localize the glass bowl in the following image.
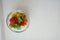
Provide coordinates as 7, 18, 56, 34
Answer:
6, 10, 29, 33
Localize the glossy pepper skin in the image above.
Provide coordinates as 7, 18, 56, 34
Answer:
9, 17, 18, 25
17, 13, 24, 19
20, 19, 28, 26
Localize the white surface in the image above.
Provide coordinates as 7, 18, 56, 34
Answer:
1, 0, 60, 40
0, 0, 2, 40
0, 21, 1, 40
0, 4, 1, 40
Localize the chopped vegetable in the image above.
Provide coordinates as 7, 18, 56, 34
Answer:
9, 11, 28, 30
18, 16, 22, 23
19, 13, 24, 19
10, 13, 16, 17
9, 17, 18, 25
20, 19, 28, 26
23, 14, 27, 20
11, 24, 19, 28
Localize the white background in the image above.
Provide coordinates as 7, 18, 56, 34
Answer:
0, 0, 60, 40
